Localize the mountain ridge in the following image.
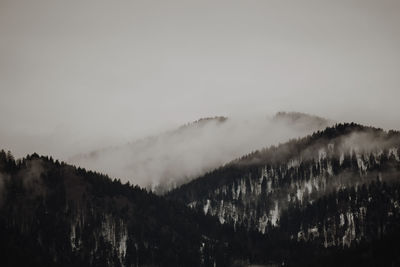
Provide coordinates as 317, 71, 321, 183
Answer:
168, 123, 400, 247
69, 112, 333, 193
0, 150, 272, 266
1, 122, 400, 266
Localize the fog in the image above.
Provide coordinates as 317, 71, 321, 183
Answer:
69, 113, 333, 190
0, 1, 400, 175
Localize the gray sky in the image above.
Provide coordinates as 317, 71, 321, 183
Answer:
1, 0, 400, 159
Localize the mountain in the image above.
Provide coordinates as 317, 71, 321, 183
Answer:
168, 123, 400, 265
69, 112, 333, 193
1, 123, 400, 266
0, 150, 278, 267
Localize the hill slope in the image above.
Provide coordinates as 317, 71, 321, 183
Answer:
69, 112, 333, 193
168, 123, 400, 252
1, 122, 400, 266
0, 151, 274, 267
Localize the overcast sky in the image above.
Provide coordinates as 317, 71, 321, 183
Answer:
1, 0, 400, 159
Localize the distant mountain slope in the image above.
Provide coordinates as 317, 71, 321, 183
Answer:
0, 150, 274, 267
168, 123, 400, 250
69, 112, 333, 193
1, 141, 400, 266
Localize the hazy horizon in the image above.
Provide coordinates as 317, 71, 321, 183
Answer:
1, 0, 400, 160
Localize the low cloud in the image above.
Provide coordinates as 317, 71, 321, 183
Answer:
69, 112, 333, 192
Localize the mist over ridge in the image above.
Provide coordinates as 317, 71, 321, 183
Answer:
1, 1, 400, 265
69, 112, 333, 192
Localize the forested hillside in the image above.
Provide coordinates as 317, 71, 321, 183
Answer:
1, 123, 400, 266
168, 123, 400, 265
0, 151, 272, 267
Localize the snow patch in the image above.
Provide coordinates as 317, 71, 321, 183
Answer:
203, 199, 211, 214
270, 201, 279, 226
328, 143, 334, 151
318, 149, 327, 161
101, 215, 128, 260
389, 148, 399, 161
288, 159, 300, 169
339, 153, 344, 165
342, 212, 356, 247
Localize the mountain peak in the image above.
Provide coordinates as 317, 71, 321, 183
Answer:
69, 112, 332, 192
273, 111, 333, 127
